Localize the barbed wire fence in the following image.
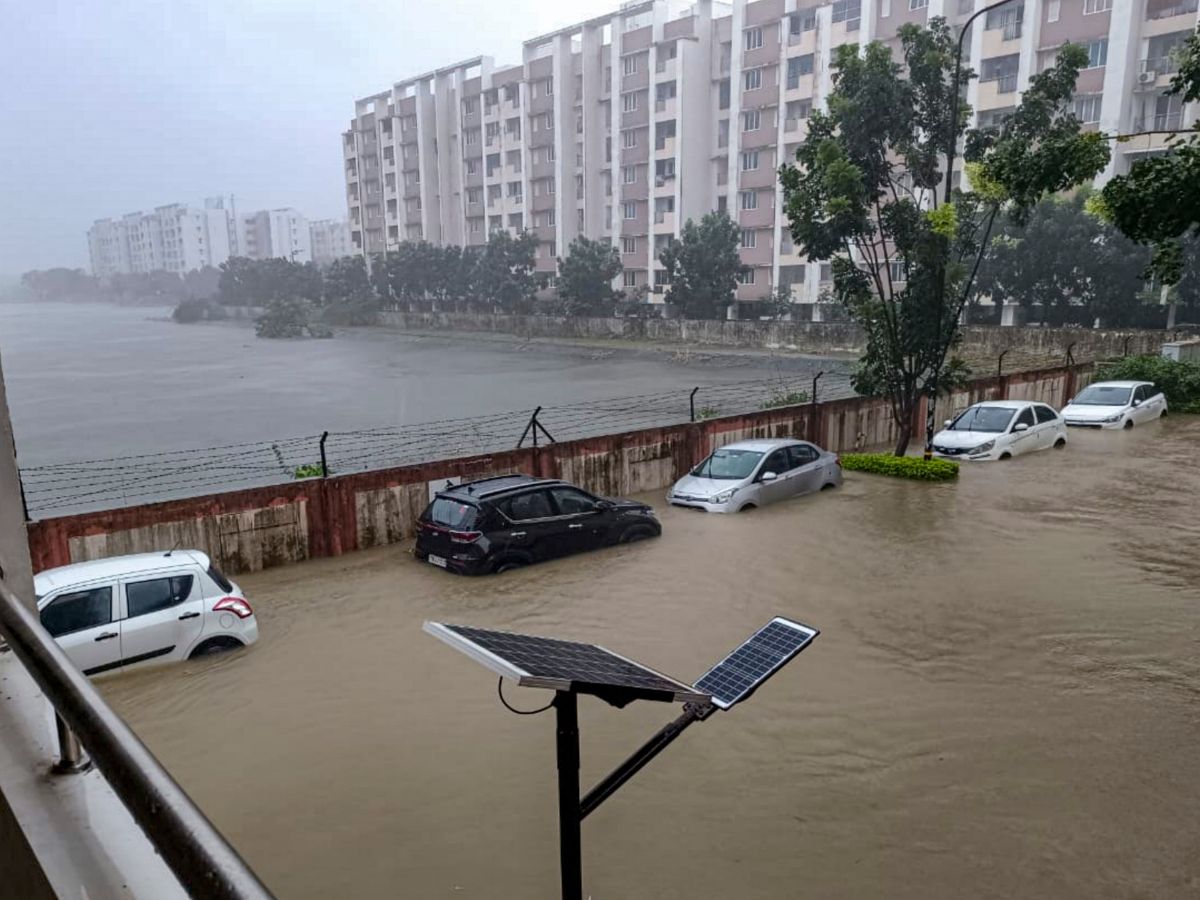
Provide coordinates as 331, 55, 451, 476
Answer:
18, 347, 1099, 518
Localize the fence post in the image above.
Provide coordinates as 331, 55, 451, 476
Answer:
1123, 335, 1131, 357
809, 372, 823, 444
319, 431, 330, 478
1065, 341, 1076, 368
997, 349, 1009, 380
689, 387, 699, 423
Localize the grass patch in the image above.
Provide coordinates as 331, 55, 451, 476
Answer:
759, 389, 810, 410
840, 453, 959, 482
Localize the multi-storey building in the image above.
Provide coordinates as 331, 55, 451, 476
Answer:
309, 219, 353, 265
86, 198, 234, 276
342, 0, 1199, 314
234, 208, 312, 263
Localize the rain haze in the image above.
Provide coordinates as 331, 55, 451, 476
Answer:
0, 0, 615, 280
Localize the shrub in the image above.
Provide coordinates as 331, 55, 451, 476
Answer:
172, 297, 227, 323
760, 389, 810, 410
695, 405, 721, 421
840, 453, 959, 482
293, 463, 326, 479
1094, 355, 1200, 414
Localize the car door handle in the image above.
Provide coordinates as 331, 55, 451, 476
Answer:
94, 632, 118, 642
510, 531, 527, 538
178, 612, 201, 620
568, 524, 584, 530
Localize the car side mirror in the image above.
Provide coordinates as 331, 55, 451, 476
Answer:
1012, 423, 1029, 433
760, 471, 778, 482
943, 419, 952, 428
596, 499, 615, 511
1131, 399, 1141, 408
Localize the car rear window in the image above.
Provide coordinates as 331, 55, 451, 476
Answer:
207, 564, 233, 593
428, 497, 480, 529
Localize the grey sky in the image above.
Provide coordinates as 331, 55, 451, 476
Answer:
0, 0, 616, 278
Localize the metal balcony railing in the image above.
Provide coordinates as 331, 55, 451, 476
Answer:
1002, 21, 1022, 41
1146, 0, 1197, 19
0, 579, 273, 899
1141, 55, 1181, 76
995, 73, 1018, 93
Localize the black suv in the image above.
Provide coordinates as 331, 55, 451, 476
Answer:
414, 474, 662, 575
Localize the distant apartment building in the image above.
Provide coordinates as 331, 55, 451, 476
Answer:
87, 198, 233, 276
309, 219, 353, 265
342, 0, 1199, 312
234, 208, 313, 263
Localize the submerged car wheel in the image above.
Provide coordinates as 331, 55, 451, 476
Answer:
189, 637, 243, 659
619, 524, 657, 543
1124, 419, 1134, 430
494, 560, 526, 574
1054, 437, 1067, 448
821, 482, 838, 490
738, 503, 757, 512
998, 452, 1012, 461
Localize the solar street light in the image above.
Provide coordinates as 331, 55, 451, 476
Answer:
424, 617, 818, 900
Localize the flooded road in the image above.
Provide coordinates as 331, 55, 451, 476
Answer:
100, 417, 1200, 899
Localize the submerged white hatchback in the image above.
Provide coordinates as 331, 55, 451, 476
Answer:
34, 550, 258, 676
668, 438, 843, 513
932, 400, 1068, 461
1061, 380, 1167, 429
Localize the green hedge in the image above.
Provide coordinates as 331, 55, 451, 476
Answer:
1094, 355, 1200, 414
840, 453, 959, 481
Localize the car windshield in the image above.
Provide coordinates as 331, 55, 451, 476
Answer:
691, 448, 764, 480
948, 406, 1016, 433
1072, 385, 1133, 406
428, 498, 479, 529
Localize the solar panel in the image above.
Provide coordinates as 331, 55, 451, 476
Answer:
425, 622, 708, 704
692, 617, 818, 710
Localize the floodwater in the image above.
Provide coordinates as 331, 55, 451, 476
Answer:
0, 302, 843, 467
100, 416, 1200, 899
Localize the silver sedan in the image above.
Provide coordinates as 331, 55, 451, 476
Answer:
667, 439, 843, 513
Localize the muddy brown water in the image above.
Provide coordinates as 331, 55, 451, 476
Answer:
100, 417, 1200, 899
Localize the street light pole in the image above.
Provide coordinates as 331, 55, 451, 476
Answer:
925, 0, 1019, 459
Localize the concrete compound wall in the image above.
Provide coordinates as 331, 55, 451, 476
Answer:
25, 363, 1094, 577
377, 311, 1167, 359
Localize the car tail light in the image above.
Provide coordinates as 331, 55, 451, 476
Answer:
449, 530, 482, 544
834, 454, 841, 467
214, 596, 254, 619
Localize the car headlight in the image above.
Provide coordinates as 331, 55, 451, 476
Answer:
971, 440, 995, 453
1102, 414, 1122, 423
711, 489, 736, 504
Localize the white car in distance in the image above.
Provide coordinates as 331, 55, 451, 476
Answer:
34, 550, 258, 676
932, 400, 1068, 461
1061, 380, 1167, 429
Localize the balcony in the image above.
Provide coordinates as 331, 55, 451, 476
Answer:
1140, 112, 1183, 131
996, 74, 1018, 93
1141, 55, 1181, 77
1146, 0, 1198, 18
1002, 21, 1022, 41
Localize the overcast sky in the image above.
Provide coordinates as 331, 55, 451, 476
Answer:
0, 0, 617, 278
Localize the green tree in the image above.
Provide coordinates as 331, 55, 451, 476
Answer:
556, 236, 624, 316
472, 229, 542, 313
780, 23, 1109, 454
20, 268, 99, 301
322, 255, 378, 325
1098, 29, 1200, 325
658, 211, 746, 319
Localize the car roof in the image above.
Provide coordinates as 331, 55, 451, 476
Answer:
968, 400, 1035, 409
714, 439, 806, 452
1086, 380, 1148, 389
437, 473, 565, 501
34, 550, 211, 595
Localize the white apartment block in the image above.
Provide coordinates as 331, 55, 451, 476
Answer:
234, 208, 313, 263
309, 219, 353, 265
342, 0, 1199, 311
87, 199, 233, 277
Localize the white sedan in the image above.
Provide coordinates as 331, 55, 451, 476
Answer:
34, 550, 258, 676
1061, 380, 1167, 429
932, 400, 1068, 461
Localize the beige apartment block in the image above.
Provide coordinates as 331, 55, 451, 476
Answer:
343, 0, 1198, 313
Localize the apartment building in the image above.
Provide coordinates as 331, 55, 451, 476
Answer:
234, 208, 312, 263
309, 219, 353, 265
342, 0, 1199, 313
87, 198, 233, 276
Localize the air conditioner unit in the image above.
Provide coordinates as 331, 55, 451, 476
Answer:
1139, 70, 1157, 84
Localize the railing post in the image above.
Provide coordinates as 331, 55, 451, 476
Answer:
52, 713, 90, 775
689, 387, 699, 423
810, 372, 823, 444
319, 431, 329, 478
997, 349, 1009, 380
1065, 341, 1077, 368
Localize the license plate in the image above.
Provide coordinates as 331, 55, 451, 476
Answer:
427, 554, 448, 569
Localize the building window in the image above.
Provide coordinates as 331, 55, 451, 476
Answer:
544, 78, 554, 96
547, 177, 556, 194
787, 55, 815, 90
719, 80, 731, 109
742, 109, 761, 132
1083, 0, 1111, 12
1046, 0, 1061, 22
622, 92, 639, 112
622, 129, 638, 148
790, 10, 817, 33
1085, 38, 1108, 69
909, 0, 928, 8
737, 269, 756, 285
543, 112, 555, 130
656, 81, 677, 102
624, 271, 638, 288
831, 0, 861, 25
741, 150, 760, 171
464, 97, 478, 114
655, 158, 676, 181
740, 190, 758, 210
623, 165, 637, 184
622, 236, 637, 254
744, 68, 762, 91
623, 54, 639, 76
741, 229, 757, 248
744, 27, 763, 51
787, 99, 813, 121
623, 201, 637, 219
1073, 94, 1102, 124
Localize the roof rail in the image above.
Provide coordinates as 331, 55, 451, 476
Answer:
0, 578, 274, 899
